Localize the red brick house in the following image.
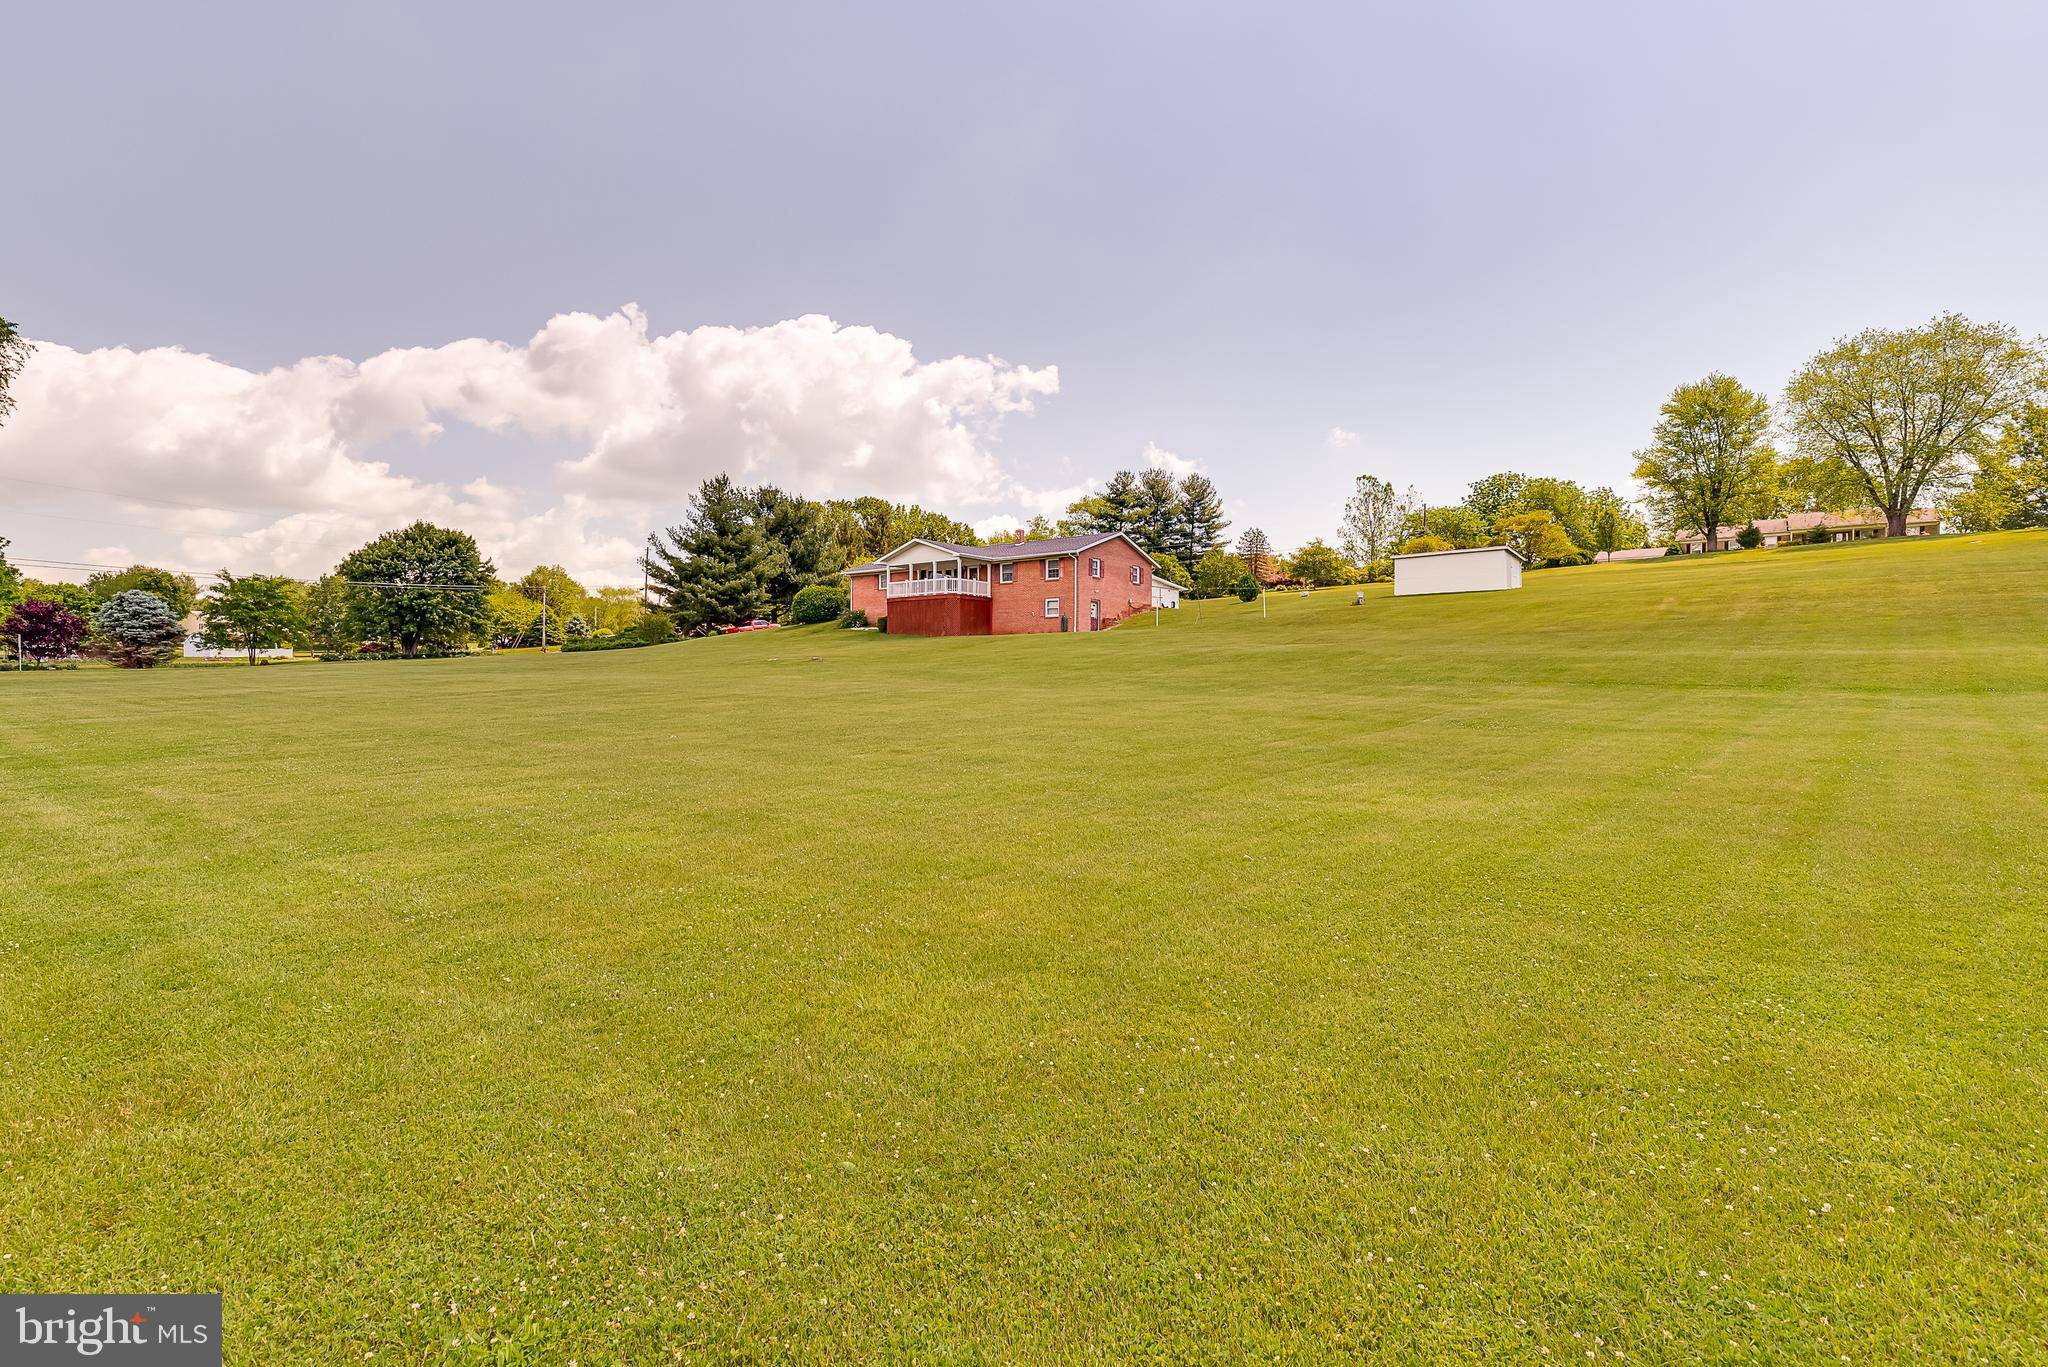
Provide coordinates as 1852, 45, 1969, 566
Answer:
845, 533, 1161, 636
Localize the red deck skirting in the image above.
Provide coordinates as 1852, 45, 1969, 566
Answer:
885, 593, 993, 636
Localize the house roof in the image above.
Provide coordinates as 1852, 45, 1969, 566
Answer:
1677, 508, 1939, 541
1391, 544, 1528, 565
846, 532, 1159, 573
1153, 576, 1188, 590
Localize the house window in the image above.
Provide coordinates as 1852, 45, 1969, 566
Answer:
999, 563, 1014, 583
1089, 599, 1100, 623
1043, 558, 1060, 580
1043, 597, 1059, 618
1089, 557, 1102, 578
1130, 565, 1142, 585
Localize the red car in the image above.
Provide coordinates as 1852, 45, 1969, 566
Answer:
719, 619, 780, 634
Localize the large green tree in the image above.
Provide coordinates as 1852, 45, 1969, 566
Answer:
0, 315, 30, 424
336, 522, 494, 654
1493, 510, 1580, 566
1633, 374, 1777, 548
1283, 539, 1350, 585
1338, 474, 1402, 564
198, 571, 304, 663
1585, 487, 1649, 555
0, 536, 21, 612
1167, 474, 1229, 567
1397, 504, 1489, 549
85, 565, 200, 618
752, 486, 846, 613
514, 564, 587, 645
1189, 548, 1250, 598
1234, 528, 1278, 584
1946, 403, 2048, 532
644, 475, 772, 629
1464, 472, 1530, 527
1063, 470, 1143, 537
1783, 314, 2048, 535
295, 574, 357, 655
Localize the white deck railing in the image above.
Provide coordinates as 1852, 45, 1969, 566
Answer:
885, 575, 991, 599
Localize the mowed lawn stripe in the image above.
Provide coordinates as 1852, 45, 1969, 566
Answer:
1, 530, 2044, 1361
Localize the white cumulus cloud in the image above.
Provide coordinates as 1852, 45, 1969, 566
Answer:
0, 306, 1062, 584
1141, 442, 1200, 478
1325, 427, 1359, 448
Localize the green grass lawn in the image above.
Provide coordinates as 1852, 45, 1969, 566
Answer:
4, 532, 2046, 1362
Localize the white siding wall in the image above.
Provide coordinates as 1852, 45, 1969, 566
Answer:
1392, 547, 1523, 597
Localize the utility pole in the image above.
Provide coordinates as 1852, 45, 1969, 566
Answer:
540, 582, 548, 652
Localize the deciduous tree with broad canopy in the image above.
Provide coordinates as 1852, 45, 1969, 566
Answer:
1633, 374, 1777, 549
336, 522, 494, 655
1784, 314, 2048, 535
199, 571, 304, 663
1338, 474, 1402, 565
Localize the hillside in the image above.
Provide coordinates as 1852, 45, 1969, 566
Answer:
3, 531, 2045, 1361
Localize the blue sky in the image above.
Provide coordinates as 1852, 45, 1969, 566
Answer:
4, 0, 2045, 583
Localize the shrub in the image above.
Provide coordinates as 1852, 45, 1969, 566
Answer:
1664, 545, 1681, 556
1233, 575, 1260, 602
319, 648, 472, 662
837, 607, 869, 628
1736, 524, 1764, 549
634, 613, 680, 645
3, 599, 88, 662
560, 633, 660, 653
791, 583, 849, 624
1803, 525, 1832, 545
91, 590, 184, 668
1362, 559, 1393, 583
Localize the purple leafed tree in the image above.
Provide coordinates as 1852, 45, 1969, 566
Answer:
3, 599, 88, 662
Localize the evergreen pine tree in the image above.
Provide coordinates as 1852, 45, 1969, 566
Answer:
1170, 474, 1230, 565
1132, 468, 1180, 554
1235, 527, 1278, 583
644, 475, 772, 629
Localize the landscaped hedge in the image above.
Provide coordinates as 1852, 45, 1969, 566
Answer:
318, 649, 474, 662
791, 583, 849, 624
560, 634, 664, 653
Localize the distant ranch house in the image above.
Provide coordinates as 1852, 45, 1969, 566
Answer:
846, 534, 1161, 636
1675, 508, 1941, 554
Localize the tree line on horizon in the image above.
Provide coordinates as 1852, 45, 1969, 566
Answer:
7, 309, 2048, 665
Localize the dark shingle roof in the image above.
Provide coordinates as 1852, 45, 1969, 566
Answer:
845, 532, 1156, 573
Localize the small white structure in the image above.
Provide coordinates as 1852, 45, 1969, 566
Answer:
183, 634, 293, 660
1392, 545, 1525, 597
1151, 577, 1185, 609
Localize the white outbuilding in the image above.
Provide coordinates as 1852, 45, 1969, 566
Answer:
1151, 576, 1185, 609
1392, 545, 1526, 597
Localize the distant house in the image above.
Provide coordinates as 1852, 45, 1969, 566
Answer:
1151, 577, 1185, 609
1593, 548, 1668, 563
178, 611, 293, 661
1393, 545, 1525, 597
1674, 509, 1940, 553
844, 534, 1160, 636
